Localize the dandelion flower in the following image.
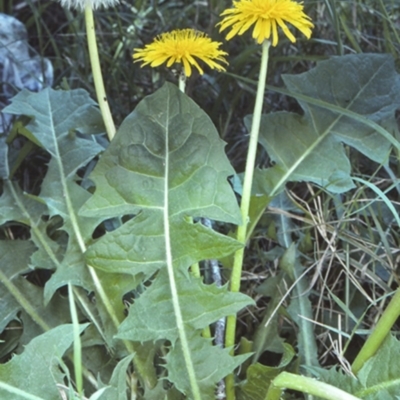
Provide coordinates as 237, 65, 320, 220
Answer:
133, 29, 228, 77
58, 0, 120, 10
219, 0, 314, 46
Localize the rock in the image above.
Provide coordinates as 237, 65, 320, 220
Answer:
0, 13, 53, 132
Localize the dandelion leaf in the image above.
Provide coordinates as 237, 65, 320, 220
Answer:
237, 344, 295, 400
166, 332, 251, 400
80, 81, 243, 276
357, 334, 400, 399
310, 334, 400, 399
0, 324, 88, 400
95, 354, 134, 400
255, 53, 400, 194
117, 268, 251, 342
80, 82, 251, 397
3, 88, 106, 302
0, 240, 36, 334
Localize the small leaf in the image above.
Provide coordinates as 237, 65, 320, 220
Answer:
237, 344, 295, 400
4, 88, 104, 157
0, 324, 88, 400
0, 240, 36, 333
166, 332, 251, 400
357, 334, 400, 399
252, 272, 288, 362
96, 354, 134, 400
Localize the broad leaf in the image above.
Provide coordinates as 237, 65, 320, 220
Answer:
117, 268, 251, 342
80, 83, 251, 397
255, 53, 400, 194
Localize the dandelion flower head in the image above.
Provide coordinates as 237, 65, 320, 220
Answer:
219, 0, 314, 46
57, 0, 120, 10
133, 29, 228, 77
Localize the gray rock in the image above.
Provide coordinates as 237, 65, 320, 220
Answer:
0, 13, 53, 132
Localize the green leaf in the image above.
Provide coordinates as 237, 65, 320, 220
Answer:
166, 332, 251, 400
237, 344, 295, 400
4, 88, 104, 157
284, 244, 320, 370
310, 335, 400, 399
252, 272, 288, 362
96, 354, 135, 400
3, 89, 106, 301
255, 53, 400, 194
81, 83, 249, 398
117, 268, 252, 342
0, 324, 88, 400
0, 240, 75, 353
0, 240, 36, 333
80, 82, 240, 224
356, 334, 400, 399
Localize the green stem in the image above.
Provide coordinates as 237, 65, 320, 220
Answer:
266, 372, 361, 400
163, 153, 201, 400
225, 40, 270, 400
0, 382, 46, 400
352, 289, 400, 374
68, 283, 83, 396
179, 73, 210, 341
85, 6, 116, 141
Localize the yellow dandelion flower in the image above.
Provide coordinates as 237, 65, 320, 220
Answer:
133, 29, 228, 77
218, 0, 314, 46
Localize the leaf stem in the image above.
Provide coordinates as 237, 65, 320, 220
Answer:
164, 96, 201, 400
68, 283, 84, 396
85, 6, 116, 141
352, 289, 400, 374
225, 39, 270, 400
266, 372, 362, 400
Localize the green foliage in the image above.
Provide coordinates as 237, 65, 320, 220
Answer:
237, 344, 295, 400
2, 2, 400, 398
0, 324, 88, 400
0, 83, 252, 399
252, 53, 400, 195
310, 334, 400, 399
81, 83, 252, 398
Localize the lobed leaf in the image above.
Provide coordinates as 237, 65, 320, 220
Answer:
0, 324, 88, 400
117, 268, 251, 342
254, 53, 400, 194
80, 82, 251, 397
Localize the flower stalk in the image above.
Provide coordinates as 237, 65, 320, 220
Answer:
224, 39, 270, 400
218, 2, 314, 398
85, 5, 116, 141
